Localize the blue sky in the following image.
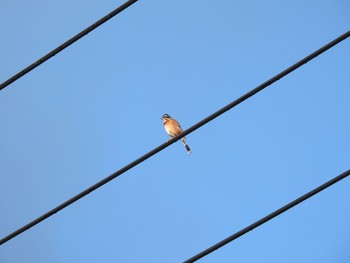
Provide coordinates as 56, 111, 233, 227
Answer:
1, 0, 349, 262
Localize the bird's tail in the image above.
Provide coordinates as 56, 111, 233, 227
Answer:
181, 138, 191, 154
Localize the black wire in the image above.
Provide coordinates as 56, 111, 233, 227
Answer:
0, 31, 349, 245
0, 0, 139, 91
183, 168, 350, 263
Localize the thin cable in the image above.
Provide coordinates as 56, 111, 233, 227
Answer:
0, 0, 139, 91
183, 168, 350, 263
1, 31, 349, 245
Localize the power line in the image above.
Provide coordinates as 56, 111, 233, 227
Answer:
1, 30, 349, 245
183, 168, 350, 263
0, 0, 139, 91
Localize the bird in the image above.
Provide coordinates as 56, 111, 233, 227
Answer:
161, 113, 191, 154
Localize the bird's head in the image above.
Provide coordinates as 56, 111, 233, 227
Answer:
161, 114, 171, 122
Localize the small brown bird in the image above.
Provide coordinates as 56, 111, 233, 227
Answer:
161, 114, 191, 154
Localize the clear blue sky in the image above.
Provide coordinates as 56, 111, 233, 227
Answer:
1, 1, 349, 262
